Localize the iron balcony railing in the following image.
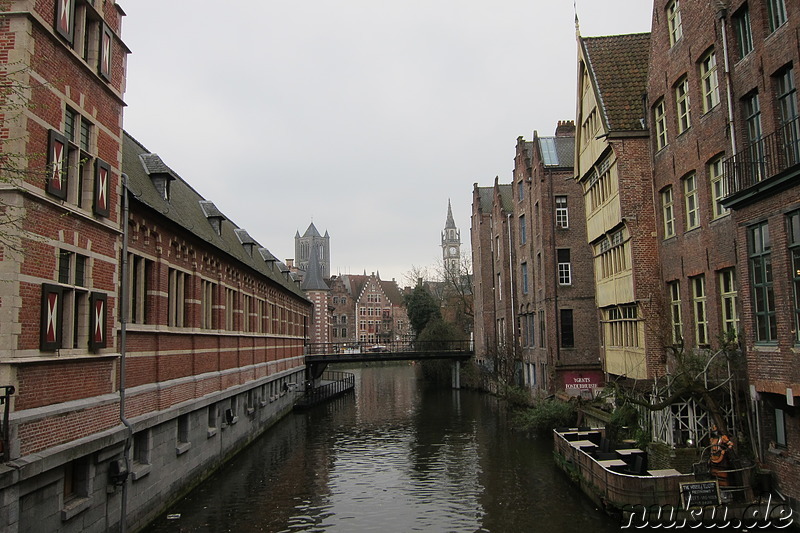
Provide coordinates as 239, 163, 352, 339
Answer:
724, 116, 800, 197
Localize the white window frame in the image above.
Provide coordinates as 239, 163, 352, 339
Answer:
684, 173, 699, 230
700, 50, 720, 113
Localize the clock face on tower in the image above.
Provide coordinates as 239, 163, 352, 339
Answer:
449, 246, 457, 255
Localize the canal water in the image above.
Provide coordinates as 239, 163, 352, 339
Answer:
144, 364, 620, 532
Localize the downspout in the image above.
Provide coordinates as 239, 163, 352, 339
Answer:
119, 173, 134, 533
507, 212, 516, 382
719, 7, 738, 155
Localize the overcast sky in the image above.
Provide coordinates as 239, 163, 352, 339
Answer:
120, 1, 653, 285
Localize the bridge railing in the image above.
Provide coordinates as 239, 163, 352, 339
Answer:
304, 339, 473, 356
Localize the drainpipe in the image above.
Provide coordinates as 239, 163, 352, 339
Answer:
719, 7, 738, 156
119, 173, 134, 533
507, 213, 516, 382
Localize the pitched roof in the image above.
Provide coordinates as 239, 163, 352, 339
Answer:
537, 136, 575, 168
581, 33, 651, 132
122, 132, 307, 300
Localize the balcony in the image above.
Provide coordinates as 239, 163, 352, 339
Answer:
723, 117, 800, 208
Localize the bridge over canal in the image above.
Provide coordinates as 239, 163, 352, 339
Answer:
303, 339, 473, 389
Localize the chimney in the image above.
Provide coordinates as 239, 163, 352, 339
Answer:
555, 120, 576, 137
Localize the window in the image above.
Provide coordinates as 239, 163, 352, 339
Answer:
242, 294, 252, 332
776, 66, 799, 165
48, 107, 96, 208
669, 281, 683, 344
749, 222, 776, 342
719, 269, 739, 335
225, 288, 235, 330
733, 5, 753, 58
684, 173, 699, 230
42, 250, 92, 351
709, 156, 728, 219
789, 212, 800, 342
127, 254, 151, 324
517, 180, 524, 201
201, 279, 216, 329
667, 0, 683, 46
131, 430, 152, 480
676, 76, 691, 133
560, 309, 574, 348
557, 249, 571, 285
497, 273, 502, 300
744, 92, 766, 181
700, 50, 720, 112
62, 456, 91, 519
594, 229, 629, 280
692, 276, 708, 346
605, 306, 639, 348
519, 214, 527, 244
585, 156, 614, 212
521, 262, 529, 294
167, 268, 186, 327
767, 0, 788, 33
555, 196, 569, 228
654, 99, 668, 150
176, 414, 191, 455
207, 404, 218, 437
662, 186, 675, 238
775, 408, 787, 447
538, 309, 546, 348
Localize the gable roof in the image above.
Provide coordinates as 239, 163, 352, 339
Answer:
122, 131, 307, 300
581, 33, 651, 133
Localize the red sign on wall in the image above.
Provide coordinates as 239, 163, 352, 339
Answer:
563, 371, 604, 393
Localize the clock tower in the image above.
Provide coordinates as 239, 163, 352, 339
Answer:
441, 199, 461, 273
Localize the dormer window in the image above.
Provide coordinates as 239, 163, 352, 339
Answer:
199, 201, 226, 236
139, 153, 176, 202
234, 229, 257, 257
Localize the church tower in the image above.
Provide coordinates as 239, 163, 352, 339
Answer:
295, 222, 330, 279
441, 200, 461, 272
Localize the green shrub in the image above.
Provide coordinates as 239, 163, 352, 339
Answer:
512, 399, 576, 434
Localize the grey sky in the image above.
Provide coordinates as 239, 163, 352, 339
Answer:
120, 1, 652, 284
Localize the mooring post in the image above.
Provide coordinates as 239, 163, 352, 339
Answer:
452, 360, 461, 389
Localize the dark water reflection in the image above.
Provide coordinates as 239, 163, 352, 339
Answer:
144, 365, 620, 532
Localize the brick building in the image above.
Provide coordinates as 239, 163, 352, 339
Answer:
329, 273, 409, 347
470, 180, 516, 379
710, 0, 799, 512
0, 2, 311, 531
512, 123, 602, 395
575, 31, 663, 382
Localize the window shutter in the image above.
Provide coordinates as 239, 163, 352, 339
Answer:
89, 292, 107, 351
94, 159, 110, 217
55, 0, 75, 43
47, 130, 68, 199
41, 284, 63, 351
99, 24, 113, 81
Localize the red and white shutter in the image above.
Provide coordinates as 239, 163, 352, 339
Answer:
89, 292, 107, 351
94, 159, 110, 217
40, 284, 63, 350
47, 130, 68, 199
99, 24, 113, 81
55, 0, 75, 43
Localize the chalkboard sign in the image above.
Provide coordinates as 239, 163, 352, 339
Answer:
680, 480, 720, 507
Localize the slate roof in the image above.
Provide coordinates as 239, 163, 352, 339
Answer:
537, 136, 575, 168
122, 132, 307, 300
476, 186, 494, 213
497, 184, 513, 212
301, 244, 330, 291
581, 33, 651, 132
